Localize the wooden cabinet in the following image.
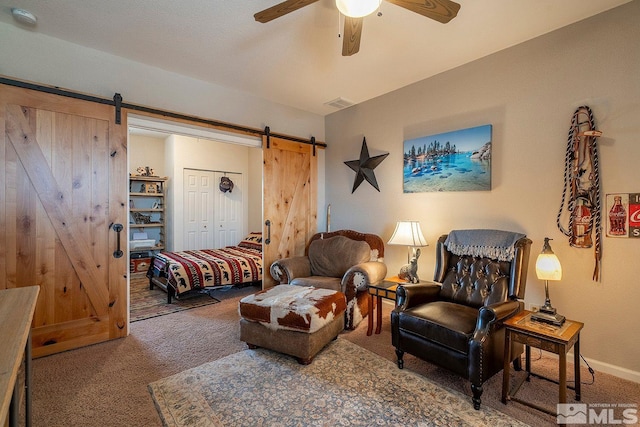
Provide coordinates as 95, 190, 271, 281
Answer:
129, 176, 167, 277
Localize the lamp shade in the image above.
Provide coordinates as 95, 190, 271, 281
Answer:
535, 238, 562, 281
335, 0, 381, 18
388, 221, 428, 247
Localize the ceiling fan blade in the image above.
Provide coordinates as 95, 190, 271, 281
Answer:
385, 0, 460, 24
342, 16, 363, 56
254, 0, 320, 23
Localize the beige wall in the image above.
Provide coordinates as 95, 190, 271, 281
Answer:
129, 134, 167, 177
325, 2, 640, 379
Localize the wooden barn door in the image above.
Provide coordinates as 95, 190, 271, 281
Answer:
262, 136, 317, 289
0, 85, 128, 357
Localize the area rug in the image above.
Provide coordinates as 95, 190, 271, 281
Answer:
130, 278, 219, 322
148, 338, 529, 427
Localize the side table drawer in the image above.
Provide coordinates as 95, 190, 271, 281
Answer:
511, 331, 560, 353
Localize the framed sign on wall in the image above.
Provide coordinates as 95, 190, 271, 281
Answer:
605, 193, 640, 238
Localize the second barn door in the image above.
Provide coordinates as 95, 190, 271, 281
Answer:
262, 136, 318, 289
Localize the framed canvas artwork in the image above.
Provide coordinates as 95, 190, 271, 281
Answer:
403, 124, 492, 193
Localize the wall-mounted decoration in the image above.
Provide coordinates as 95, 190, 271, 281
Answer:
403, 124, 492, 193
219, 176, 235, 193
344, 137, 389, 193
556, 106, 603, 280
605, 193, 640, 238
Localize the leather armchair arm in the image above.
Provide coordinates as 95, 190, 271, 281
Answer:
269, 256, 311, 284
472, 300, 520, 343
395, 282, 442, 310
343, 261, 387, 287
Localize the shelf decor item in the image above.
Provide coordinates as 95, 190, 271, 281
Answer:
135, 166, 156, 176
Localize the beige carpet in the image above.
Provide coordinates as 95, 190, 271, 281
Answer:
30, 291, 640, 427
149, 338, 528, 426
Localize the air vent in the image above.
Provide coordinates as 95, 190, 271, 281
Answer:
324, 97, 355, 109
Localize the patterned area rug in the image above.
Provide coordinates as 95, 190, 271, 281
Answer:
148, 338, 529, 426
130, 278, 219, 322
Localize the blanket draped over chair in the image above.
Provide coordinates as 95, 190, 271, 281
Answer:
444, 229, 526, 261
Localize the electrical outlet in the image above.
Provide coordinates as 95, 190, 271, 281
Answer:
529, 304, 540, 312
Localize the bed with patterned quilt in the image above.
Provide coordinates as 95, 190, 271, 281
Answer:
146, 232, 262, 303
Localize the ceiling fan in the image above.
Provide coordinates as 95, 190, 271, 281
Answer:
254, 0, 460, 56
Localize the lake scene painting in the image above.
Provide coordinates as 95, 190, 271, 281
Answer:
403, 124, 492, 193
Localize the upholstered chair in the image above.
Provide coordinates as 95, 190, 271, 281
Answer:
391, 230, 532, 409
270, 230, 387, 329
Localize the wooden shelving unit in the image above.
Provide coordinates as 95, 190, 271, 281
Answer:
129, 176, 168, 277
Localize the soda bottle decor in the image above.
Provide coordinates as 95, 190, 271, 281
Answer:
608, 195, 627, 236
570, 197, 593, 248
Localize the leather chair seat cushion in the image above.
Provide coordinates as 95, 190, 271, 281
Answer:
290, 276, 342, 292
398, 301, 478, 354
308, 236, 371, 278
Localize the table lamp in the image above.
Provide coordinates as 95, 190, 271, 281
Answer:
388, 221, 428, 280
531, 237, 566, 326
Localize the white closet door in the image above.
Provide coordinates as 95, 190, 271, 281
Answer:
183, 169, 215, 250
214, 172, 243, 247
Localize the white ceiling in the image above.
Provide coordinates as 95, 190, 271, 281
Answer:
0, 0, 630, 116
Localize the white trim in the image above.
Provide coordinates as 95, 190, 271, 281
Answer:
577, 355, 640, 384
128, 115, 262, 148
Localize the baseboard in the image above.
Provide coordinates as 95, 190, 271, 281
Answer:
581, 356, 640, 384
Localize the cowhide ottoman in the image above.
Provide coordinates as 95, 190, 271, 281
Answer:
239, 285, 346, 364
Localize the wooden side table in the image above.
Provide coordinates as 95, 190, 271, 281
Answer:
502, 310, 584, 416
367, 276, 434, 336
367, 279, 400, 336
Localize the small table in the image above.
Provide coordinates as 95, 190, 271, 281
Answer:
367, 279, 400, 336
502, 310, 584, 417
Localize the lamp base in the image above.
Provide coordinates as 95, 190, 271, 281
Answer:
531, 310, 566, 326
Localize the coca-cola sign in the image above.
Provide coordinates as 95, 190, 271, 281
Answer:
607, 193, 640, 239
629, 205, 640, 226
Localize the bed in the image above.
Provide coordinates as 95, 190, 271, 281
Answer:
146, 232, 263, 303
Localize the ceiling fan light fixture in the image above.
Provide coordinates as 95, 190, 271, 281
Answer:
11, 8, 37, 26
335, 0, 381, 18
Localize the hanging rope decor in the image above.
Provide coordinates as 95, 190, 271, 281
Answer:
556, 105, 603, 281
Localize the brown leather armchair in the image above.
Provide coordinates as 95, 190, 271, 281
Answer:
270, 230, 387, 329
391, 230, 531, 409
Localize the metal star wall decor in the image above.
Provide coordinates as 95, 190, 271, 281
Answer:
344, 137, 389, 193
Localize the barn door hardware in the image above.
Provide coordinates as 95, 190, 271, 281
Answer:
265, 126, 271, 149
265, 220, 271, 245
112, 223, 124, 258
113, 93, 122, 124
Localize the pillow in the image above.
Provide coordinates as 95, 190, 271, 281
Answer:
237, 232, 262, 250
